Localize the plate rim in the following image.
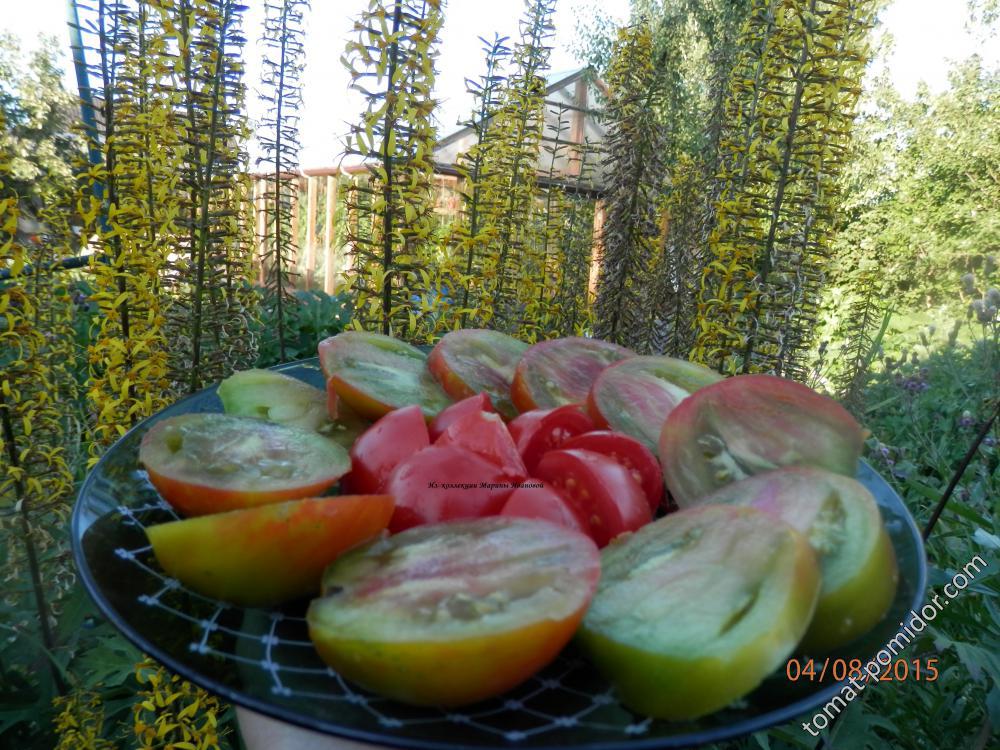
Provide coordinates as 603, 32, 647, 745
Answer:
70, 358, 929, 750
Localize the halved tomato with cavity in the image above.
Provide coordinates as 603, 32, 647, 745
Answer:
146, 495, 393, 607
343, 405, 429, 494
386, 445, 518, 532
427, 329, 529, 419
429, 392, 496, 440
659, 374, 868, 505
534, 449, 651, 547
319, 331, 452, 420
307, 516, 600, 706
435, 410, 527, 479
511, 337, 634, 412
695, 467, 898, 652
139, 414, 350, 516
587, 356, 723, 450
563, 431, 664, 512
500, 482, 589, 535
507, 404, 595, 474
577, 505, 820, 720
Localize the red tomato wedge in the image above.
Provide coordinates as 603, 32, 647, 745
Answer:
435, 411, 527, 479
534, 449, 652, 547
428, 329, 529, 419
343, 405, 429, 494
429, 392, 496, 440
319, 331, 452, 420
500, 483, 589, 535
386, 445, 518, 532
510, 337, 634, 412
562, 431, 665, 512
307, 517, 600, 707
140, 414, 350, 516
146, 495, 394, 607
587, 356, 723, 450
507, 404, 595, 474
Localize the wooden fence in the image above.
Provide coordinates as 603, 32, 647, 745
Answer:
251, 166, 605, 297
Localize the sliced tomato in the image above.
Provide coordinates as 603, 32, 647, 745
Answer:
507, 404, 595, 474
139, 414, 350, 516
386, 445, 518, 532
307, 517, 600, 707
586, 356, 723, 450
577, 505, 820, 720
343, 405, 429, 495
326, 377, 341, 420
218, 369, 330, 433
427, 329, 529, 419
562, 431, 664, 512
435, 410, 527, 479
318, 331, 452, 420
146, 495, 393, 607
510, 337, 633, 412
500, 482, 589, 535
428, 392, 495, 440
534, 449, 652, 547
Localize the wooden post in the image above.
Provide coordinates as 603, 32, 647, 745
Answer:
254, 176, 267, 285
588, 199, 605, 297
289, 176, 302, 285
304, 175, 318, 290
569, 77, 587, 177
323, 174, 339, 294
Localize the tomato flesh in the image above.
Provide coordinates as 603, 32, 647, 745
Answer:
139, 414, 350, 516
385, 445, 518, 532
218, 369, 330, 433
500, 483, 589, 535
344, 405, 429, 494
511, 337, 633, 412
534, 449, 651, 547
146, 495, 393, 607
659, 374, 867, 505
563, 431, 665, 512
428, 392, 495, 440
507, 404, 595, 474
427, 329, 529, 419
319, 331, 452, 420
695, 466, 898, 652
577, 505, 820, 720
587, 356, 723, 450
435, 410, 527, 479
307, 517, 600, 706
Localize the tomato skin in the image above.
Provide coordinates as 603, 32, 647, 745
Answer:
435, 411, 527, 479
500, 483, 589, 535
659, 374, 868, 505
562, 431, 665, 512
428, 392, 495, 440
534, 449, 652, 547
146, 495, 393, 607
511, 337, 633, 412
507, 404, 595, 474
307, 517, 600, 707
385, 445, 518, 532
140, 414, 350, 516
427, 329, 528, 419
344, 405, 429, 495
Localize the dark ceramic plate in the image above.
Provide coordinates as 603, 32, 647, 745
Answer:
72, 358, 928, 750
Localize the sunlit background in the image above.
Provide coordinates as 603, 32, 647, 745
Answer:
3, 0, 998, 164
